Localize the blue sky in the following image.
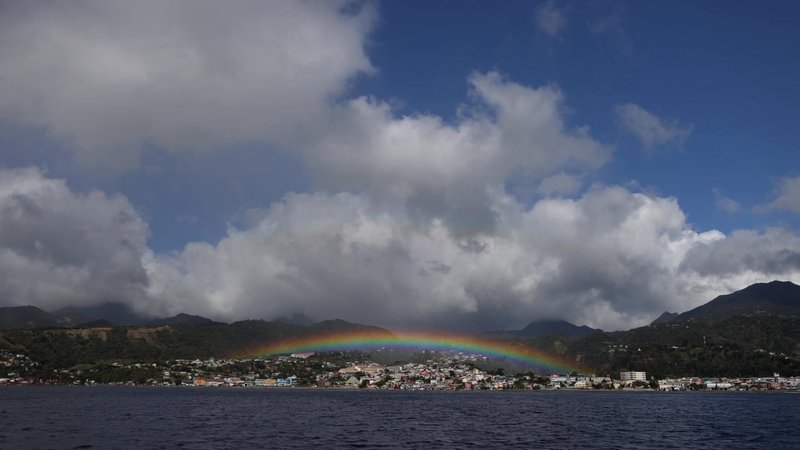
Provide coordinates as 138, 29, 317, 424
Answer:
0, 1, 799, 330
359, 0, 800, 233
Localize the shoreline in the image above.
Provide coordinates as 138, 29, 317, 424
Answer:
2, 384, 798, 393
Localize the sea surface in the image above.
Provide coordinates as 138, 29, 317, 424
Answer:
1, 387, 798, 449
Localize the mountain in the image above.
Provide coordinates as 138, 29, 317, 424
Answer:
487, 320, 600, 340
676, 280, 800, 322
0, 318, 393, 369
0, 306, 61, 330
145, 313, 223, 327
565, 281, 800, 377
518, 320, 600, 339
276, 313, 315, 327
310, 319, 393, 337
567, 314, 800, 377
77, 319, 114, 328
650, 311, 679, 325
0, 303, 150, 330
51, 302, 149, 327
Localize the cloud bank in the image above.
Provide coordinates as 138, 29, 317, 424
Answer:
0, 2, 797, 332
2, 167, 798, 331
0, 0, 375, 170
0, 167, 150, 309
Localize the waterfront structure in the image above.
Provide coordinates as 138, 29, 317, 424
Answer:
620, 371, 646, 382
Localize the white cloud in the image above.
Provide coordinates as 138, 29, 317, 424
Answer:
535, 0, 568, 38
762, 176, 800, 214
537, 173, 583, 197
680, 228, 800, 278
1, 167, 797, 331
144, 185, 800, 331
0, 0, 375, 171
306, 71, 610, 233
0, 167, 150, 310
713, 188, 742, 213
0, 3, 797, 332
615, 103, 693, 150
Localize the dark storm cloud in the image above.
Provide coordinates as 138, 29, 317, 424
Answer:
0, 168, 150, 309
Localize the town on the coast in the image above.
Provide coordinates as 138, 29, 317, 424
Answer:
3, 348, 799, 392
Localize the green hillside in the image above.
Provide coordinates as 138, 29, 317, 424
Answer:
0, 319, 392, 370
567, 315, 800, 377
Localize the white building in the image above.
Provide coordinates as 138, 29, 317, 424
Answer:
620, 371, 647, 382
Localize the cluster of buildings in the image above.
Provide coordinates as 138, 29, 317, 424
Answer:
0, 350, 38, 385
2, 348, 800, 391
319, 362, 521, 390
656, 375, 800, 391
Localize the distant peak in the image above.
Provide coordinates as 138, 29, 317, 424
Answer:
523, 319, 577, 328
315, 318, 350, 326
503, 319, 600, 339
651, 311, 679, 326
146, 313, 222, 326
675, 280, 800, 322
276, 312, 314, 327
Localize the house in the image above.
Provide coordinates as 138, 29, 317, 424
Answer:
276, 377, 296, 387
339, 366, 362, 376
619, 371, 647, 382
345, 376, 361, 388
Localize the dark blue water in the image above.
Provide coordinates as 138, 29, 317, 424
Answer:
1, 388, 798, 449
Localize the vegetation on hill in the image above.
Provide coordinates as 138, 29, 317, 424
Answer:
567, 315, 800, 377
0, 319, 392, 371
673, 280, 800, 322
2, 281, 799, 377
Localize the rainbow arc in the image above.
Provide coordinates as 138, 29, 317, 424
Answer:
232, 330, 583, 373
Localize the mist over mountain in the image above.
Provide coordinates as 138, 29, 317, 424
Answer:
0, 306, 62, 330
2, 280, 799, 334
650, 312, 679, 326
487, 320, 600, 340
52, 303, 149, 327
145, 314, 224, 327
276, 313, 315, 327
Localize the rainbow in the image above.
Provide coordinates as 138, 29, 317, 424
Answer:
232, 330, 584, 374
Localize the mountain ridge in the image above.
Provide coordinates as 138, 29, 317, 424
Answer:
0, 306, 61, 330
2, 280, 799, 333
486, 319, 600, 340
652, 280, 800, 325
0, 318, 393, 368
145, 313, 224, 327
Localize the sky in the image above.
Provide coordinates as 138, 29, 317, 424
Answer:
0, 0, 799, 331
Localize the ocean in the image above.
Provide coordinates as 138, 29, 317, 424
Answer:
1, 387, 798, 449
